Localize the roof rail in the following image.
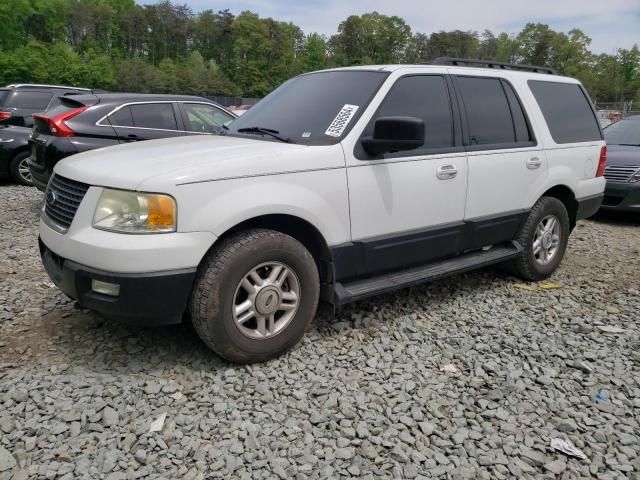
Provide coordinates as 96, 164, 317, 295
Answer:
432, 57, 557, 75
5, 83, 92, 91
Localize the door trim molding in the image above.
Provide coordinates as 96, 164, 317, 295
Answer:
330, 209, 529, 282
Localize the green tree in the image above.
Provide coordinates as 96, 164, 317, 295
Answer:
426, 30, 479, 59
495, 33, 519, 62
330, 12, 411, 65
303, 33, 327, 70
0, 0, 33, 51
404, 33, 430, 63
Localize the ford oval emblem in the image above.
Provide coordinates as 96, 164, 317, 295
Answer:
47, 190, 57, 206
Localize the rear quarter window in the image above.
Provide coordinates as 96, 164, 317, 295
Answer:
528, 80, 601, 144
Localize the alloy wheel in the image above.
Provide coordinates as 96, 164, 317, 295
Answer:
232, 261, 301, 339
532, 214, 561, 265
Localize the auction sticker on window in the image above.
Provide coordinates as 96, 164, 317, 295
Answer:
325, 104, 359, 137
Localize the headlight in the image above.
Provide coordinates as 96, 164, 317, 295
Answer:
93, 189, 176, 233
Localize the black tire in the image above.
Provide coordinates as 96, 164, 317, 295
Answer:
511, 196, 570, 281
9, 151, 33, 186
190, 228, 320, 364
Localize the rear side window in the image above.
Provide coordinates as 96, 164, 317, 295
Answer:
8, 91, 53, 109
456, 77, 519, 146
108, 106, 134, 127
502, 82, 532, 143
363, 75, 454, 153
130, 103, 178, 130
528, 80, 601, 143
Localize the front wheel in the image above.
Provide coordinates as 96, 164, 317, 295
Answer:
9, 151, 33, 186
190, 229, 320, 364
511, 196, 570, 281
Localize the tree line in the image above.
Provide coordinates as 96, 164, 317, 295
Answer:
0, 0, 638, 105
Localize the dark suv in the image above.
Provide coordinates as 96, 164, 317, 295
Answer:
0, 84, 91, 185
29, 93, 236, 191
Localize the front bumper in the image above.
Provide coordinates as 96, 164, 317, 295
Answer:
601, 182, 640, 212
40, 239, 196, 325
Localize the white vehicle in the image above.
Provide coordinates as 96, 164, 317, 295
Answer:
39, 58, 606, 363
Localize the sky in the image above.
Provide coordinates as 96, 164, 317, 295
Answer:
139, 0, 640, 54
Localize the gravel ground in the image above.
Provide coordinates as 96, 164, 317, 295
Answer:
1, 182, 639, 480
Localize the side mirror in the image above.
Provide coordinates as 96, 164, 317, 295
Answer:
361, 116, 425, 156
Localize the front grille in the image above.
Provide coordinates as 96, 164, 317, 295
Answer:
604, 165, 640, 183
44, 174, 90, 229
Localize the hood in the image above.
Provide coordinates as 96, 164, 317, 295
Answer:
54, 134, 322, 191
606, 144, 640, 167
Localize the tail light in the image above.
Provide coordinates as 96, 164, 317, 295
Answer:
595, 145, 607, 177
34, 106, 87, 137
0, 111, 12, 121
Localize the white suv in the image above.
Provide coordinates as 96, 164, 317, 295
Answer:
39, 58, 606, 363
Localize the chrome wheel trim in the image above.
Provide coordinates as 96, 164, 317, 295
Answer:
18, 157, 32, 183
532, 214, 561, 265
232, 261, 301, 340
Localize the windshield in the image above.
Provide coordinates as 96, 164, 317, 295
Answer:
228, 70, 389, 145
604, 119, 640, 146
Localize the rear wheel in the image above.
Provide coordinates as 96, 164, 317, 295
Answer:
9, 151, 33, 186
190, 229, 320, 364
511, 196, 570, 280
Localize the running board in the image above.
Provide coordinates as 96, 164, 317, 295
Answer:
334, 241, 522, 304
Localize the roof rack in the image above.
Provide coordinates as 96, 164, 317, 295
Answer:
5, 83, 91, 91
432, 57, 557, 75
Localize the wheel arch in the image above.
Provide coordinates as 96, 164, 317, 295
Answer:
540, 184, 578, 230
203, 213, 335, 302
11, 147, 30, 160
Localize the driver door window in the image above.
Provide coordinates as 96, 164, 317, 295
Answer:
356, 75, 455, 159
182, 103, 234, 134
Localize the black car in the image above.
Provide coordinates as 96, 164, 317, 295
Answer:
601, 115, 640, 212
0, 84, 91, 185
29, 93, 236, 191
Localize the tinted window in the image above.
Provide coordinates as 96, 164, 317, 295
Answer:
108, 106, 133, 127
183, 103, 234, 133
130, 103, 178, 130
0, 90, 9, 107
229, 71, 388, 145
529, 80, 601, 143
503, 82, 532, 143
9, 91, 53, 109
364, 75, 453, 152
457, 77, 515, 145
604, 119, 640, 146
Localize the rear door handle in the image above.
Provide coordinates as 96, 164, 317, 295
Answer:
436, 164, 458, 180
527, 157, 542, 169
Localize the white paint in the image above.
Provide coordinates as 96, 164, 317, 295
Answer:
43, 63, 605, 277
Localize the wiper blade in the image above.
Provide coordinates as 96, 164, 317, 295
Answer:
237, 126, 294, 144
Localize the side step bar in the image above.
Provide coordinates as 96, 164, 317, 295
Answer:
334, 241, 522, 304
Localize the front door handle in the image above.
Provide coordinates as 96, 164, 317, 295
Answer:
527, 157, 542, 169
436, 164, 458, 180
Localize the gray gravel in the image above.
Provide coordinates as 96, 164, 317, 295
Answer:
1, 182, 639, 480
